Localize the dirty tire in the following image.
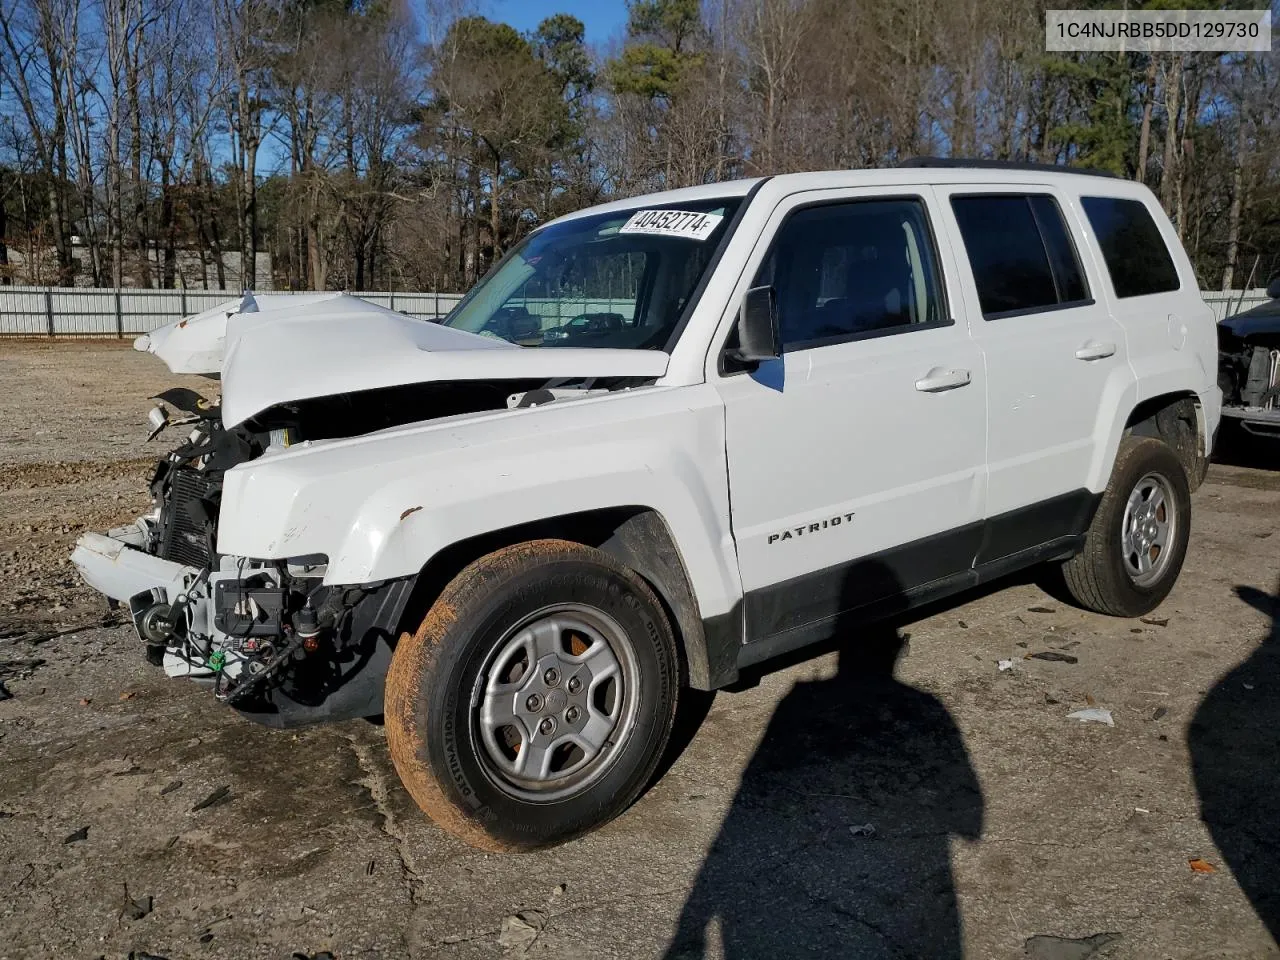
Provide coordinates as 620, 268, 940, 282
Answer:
1061, 436, 1191, 617
384, 539, 679, 851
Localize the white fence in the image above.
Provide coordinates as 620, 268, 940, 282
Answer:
0, 284, 1271, 338
1202, 289, 1272, 322
0, 286, 465, 337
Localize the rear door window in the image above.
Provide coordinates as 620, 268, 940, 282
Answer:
1080, 196, 1181, 298
951, 194, 1091, 319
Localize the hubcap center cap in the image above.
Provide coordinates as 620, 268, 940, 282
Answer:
544, 687, 568, 714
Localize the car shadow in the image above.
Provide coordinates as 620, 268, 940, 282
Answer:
1212, 424, 1280, 471
664, 560, 983, 959
1189, 582, 1280, 946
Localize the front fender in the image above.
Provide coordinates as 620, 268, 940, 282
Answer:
217, 385, 742, 620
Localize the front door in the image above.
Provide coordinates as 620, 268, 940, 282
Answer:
715, 189, 987, 645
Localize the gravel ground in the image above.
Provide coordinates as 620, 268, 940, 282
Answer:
1, 340, 1278, 960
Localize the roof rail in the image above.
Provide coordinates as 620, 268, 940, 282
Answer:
897, 156, 1121, 180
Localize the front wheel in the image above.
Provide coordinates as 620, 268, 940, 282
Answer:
384, 539, 679, 851
1061, 436, 1192, 617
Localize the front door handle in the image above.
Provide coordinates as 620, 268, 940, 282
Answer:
915, 367, 972, 393
1075, 341, 1117, 361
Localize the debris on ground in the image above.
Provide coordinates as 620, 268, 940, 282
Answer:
159, 780, 182, 796
1027, 606, 1057, 614
16, 617, 122, 646
1151, 706, 1168, 720
121, 886, 153, 920
1024, 931, 1122, 960
498, 910, 546, 952
78, 698, 91, 706
1066, 707, 1114, 727
292, 953, 335, 960
127, 952, 170, 960
958, 620, 969, 629
1188, 857, 1217, 874
0, 679, 11, 701
849, 823, 876, 838
191, 785, 231, 812
63, 826, 89, 844
1139, 616, 1170, 627
997, 659, 1014, 672
1027, 651, 1079, 664
119, 691, 136, 701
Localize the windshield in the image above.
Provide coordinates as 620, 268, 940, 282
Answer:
443, 198, 741, 350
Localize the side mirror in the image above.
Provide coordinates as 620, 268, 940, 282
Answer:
1267, 275, 1280, 301
727, 285, 781, 365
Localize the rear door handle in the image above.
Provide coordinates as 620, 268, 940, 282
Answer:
1075, 341, 1117, 361
915, 367, 972, 393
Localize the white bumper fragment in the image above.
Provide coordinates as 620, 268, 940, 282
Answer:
71, 532, 194, 604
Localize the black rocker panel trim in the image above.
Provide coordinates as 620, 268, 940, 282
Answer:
732, 488, 1102, 674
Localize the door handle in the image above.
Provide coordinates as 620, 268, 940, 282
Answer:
1075, 341, 1117, 361
914, 367, 972, 393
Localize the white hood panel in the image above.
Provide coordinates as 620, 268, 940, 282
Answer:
137, 292, 670, 428
134, 292, 345, 375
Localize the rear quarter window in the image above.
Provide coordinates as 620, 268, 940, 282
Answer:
1080, 196, 1181, 298
950, 193, 1090, 319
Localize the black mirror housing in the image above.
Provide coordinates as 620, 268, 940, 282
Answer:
728, 285, 781, 365
1267, 275, 1280, 301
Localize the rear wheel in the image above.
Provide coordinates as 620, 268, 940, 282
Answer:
1061, 436, 1191, 617
384, 539, 679, 851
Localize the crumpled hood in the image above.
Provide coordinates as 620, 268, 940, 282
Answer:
139, 292, 670, 428
134, 292, 341, 375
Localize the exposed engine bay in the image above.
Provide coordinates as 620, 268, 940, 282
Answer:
98, 374, 612, 725
70, 291, 670, 725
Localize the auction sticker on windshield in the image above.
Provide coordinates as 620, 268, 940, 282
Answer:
619, 209, 724, 241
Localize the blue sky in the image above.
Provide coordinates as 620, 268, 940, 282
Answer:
489, 0, 631, 48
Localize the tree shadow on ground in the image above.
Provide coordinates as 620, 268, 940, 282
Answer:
1189, 582, 1280, 946
664, 560, 983, 959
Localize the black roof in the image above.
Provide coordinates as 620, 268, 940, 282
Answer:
897, 156, 1121, 180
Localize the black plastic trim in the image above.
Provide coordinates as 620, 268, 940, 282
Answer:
899, 156, 1119, 179
782, 317, 955, 353
974, 489, 1101, 566
982, 298, 1096, 322
233, 577, 414, 728
744, 521, 983, 640
732, 488, 1102, 678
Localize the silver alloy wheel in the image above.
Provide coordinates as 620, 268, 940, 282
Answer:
473, 603, 641, 802
1120, 471, 1177, 587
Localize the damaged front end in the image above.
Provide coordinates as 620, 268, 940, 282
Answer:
71, 292, 669, 726
71, 384, 419, 725
1218, 294, 1280, 442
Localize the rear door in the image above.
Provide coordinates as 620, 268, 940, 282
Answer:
934, 186, 1126, 560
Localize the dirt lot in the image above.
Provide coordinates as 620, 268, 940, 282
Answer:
1, 339, 1278, 960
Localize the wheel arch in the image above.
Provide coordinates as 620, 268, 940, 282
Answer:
1123, 391, 1208, 491
391, 507, 729, 692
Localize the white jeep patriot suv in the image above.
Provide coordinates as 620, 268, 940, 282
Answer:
73, 159, 1221, 850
